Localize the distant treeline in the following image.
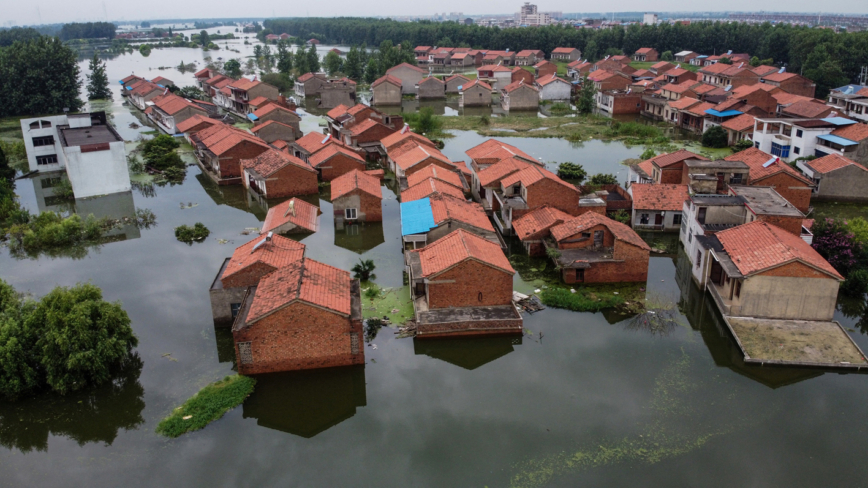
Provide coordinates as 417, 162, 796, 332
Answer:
59, 22, 117, 41
265, 17, 868, 92
0, 28, 42, 47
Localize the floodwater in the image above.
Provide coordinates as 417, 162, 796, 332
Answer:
2, 35, 868, 487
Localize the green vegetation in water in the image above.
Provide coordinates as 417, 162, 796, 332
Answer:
155, 375, 256, 438
140, 134, 187, 182
51, 178, 75, 200
175, 223, 210, 244
351, 258, 376, 281
540, 286, 625, 312
0, 279, 139, 401
361, 283, 414, 323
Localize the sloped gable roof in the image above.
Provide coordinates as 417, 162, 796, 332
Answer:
261, 197, 320, 235
551, 213, 650, 250
222, 235, 306, 283
413, 229, 514, 277
241, 149, 314, 177
330, 169, 382, 200
513, 205, 575, 240
246, 257, 352, 322
631, 184, 689, 211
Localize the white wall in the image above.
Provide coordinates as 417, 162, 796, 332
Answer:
20, 115, 69, 172
64, 141, 131, 198
540, 81, 571, 101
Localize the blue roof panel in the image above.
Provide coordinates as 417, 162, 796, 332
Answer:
247, 113, 259, 121
400, 198, 436, 236
821, 117, 857, 126
817, 134, 858, 147
705, 109, 742, 117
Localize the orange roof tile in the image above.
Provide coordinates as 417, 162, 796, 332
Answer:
465, 139, 536, 164
428, 193, 493, 232
461, 79, 492, 91
730, 83, 779, 98
636, 159, 655, 178
477, 157, 532, 187
248, 96, 269, 107
309, 144, 365, 168
381, 130, 435, 152
500, 164, 576, 192
636, 47, 656, 54
330, 169, 382, 200
406, 165, 463, 189
150, 93, 202, 116
751, 65, 779, 77
402, 178, 465, 202
246, 257, 352, 322
241, 149, 314, 177
228, 78, 262, 91
392, 144, 451, 171
552, 47, 578, 54
176, 114, 219, 133
631, 184, 689, 211
685, 101, 716, 116
667, 97, 701, 111
724, 147, 812, 185
832, 123, 868, 142
261, 198, 320, 235
326, 104, 350, 120
512, 205, 575, 241
806, 153, 868, 174
772, 92, 813, 106
194, 68, 212, 78
536, 74, 569, 87
551, 213, 650, 250
413, 229, 514, 277
502, 80, 538, 93
762, 71, 799, 82
782, 100, 831, 118
699, 63, 731, 75
253, 104, 298, 119
651, 149, 708, 168
387, 62, 426, 74
293, 132, 344, 154
222, 235, 306, 283
371, 74, 402, 88
662, 80, 699, 94
297, 72, 317, 82
348, 118, 386, 136
721, 113, 757, 132
716, 221, 842, 279
196, 124, 268, 155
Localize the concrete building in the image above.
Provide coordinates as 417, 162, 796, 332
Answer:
549, 212, 651, 284
629, 184, 690, 231
643, 13, 658, 25
535, 75, 571, 101
416, 76, 446, 99
459, 79, 493, 107
750, 117, 861, 163
20, 112, 131, 198
444, 74, 470, 94
827, 84, 868, 123
797, 153, 868, 201
386, 63, 426, 95
371, 75, 403, 106
519, 2, 551, 25
241, 149, 318, 200
331, 169, 383, 226
317, 78, 357, 109
295, 73, 328, 98
501, 81, 539, 111
407, 229, 522, 338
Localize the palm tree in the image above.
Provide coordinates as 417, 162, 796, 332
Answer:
351, 259, 376, 281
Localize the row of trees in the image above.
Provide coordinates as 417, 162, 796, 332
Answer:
0, 36, 82, 116
58, 22, 116, 41
264, 18, 868, 97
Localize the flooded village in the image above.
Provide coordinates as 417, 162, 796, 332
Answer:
3, 12, 868, 487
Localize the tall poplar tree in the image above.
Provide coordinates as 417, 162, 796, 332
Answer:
86, 53, 111, 100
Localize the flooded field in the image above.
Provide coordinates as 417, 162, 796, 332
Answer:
2, 34, 868, 487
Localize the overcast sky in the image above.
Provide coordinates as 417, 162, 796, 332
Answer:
5, 1, 866, 27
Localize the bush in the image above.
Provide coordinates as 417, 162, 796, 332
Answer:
557, 162, 587, 182
175, 223, 210, 243
610, 209, 630, 224
842, 269, 868, 297
540, 287, 624, 312
701, 126, 728, 148
639, 148, 656, 160
589, 173, 618, 185
405, 107, 442, 135
731, 139, 754, 153
606, 121, 663, 139
155, 375, 255, 437
812, 218, 861, 275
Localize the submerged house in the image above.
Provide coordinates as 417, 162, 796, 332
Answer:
548, 212, 651, 284
798, 153, 868, 201
513, 205, 575, 256
407, 229, 522, 338
445, 74, 471, 94
260, 197, 321, 235
386, 63, 426, 94
371, 75, 403, 106
501, 81, 540, 111
459, 79, 493, 107
240, 149, 318, 199
330, 169, 383, 226
191, 123, 271, 185
629, 183, 690, 231
232, 256, 363, 374
416, 76, 446, 99
400, 193, 498, 251
308, 144, 367, 182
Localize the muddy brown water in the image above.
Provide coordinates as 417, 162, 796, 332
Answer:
2, 38, 868, 486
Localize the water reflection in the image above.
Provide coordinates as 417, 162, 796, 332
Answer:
0, 355, 144, 453
242, 366, 367, 438
334, 222, 385, 254
413, 336, 522, 370
195, 173, 262, 217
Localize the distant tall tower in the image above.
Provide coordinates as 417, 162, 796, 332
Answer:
519, 2, 550, 26
643, 13, 658, 26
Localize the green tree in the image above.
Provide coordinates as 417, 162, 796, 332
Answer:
344, 45, 363, 80
140, 135, 184, 181
749, 56, 761, 67
577, 75, 596, 114
199, 30, 210, 48
223, 58, 242, 78
0, 145, 15, 185
276, 42, 293, 75
803, 44, 849, 99
138, 44, 152, 56
556, 162, 587, 182
86, 53, 111, 100
351, 259, 376, 281
363, 58, 380, 84
661, 50, 673, 61
589, 173, 618, 185
702, 126, 728, 148
731, 139, 754, 153
294, 45, 309, 75
174, 86, 206, 100
848, 217, 868, 245
306, 44, 320, 73
584, 40, 598, 61
0, 36, 82, 117
718, 57, 732, 65
323, 50, 343, 76
639, 148, 656, 160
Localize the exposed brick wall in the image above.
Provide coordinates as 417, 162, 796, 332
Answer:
512, 69, 534, 85
742, 90, 778, 116
333, 189, 383, 222
557, 224, 616, 249
351, 124, 395, 146
778, 78, 816, 98
261, 165, 319, 198
427, 260, 513, 309
751, 174, 812, 214
759, 261, 837, 279
526, 179, 580, 215
416, 318, 523, 338
535, 64, 557, 79
221, 262, 278, 289
658, 166, 683, 184
756, 214, 804, 237
560, 242, 649, 284
254, 123, 299, 144
318, 153, 366, 181
219, 142, 271, 180
610, 93, 643, 114
233, 302, 364, 375
404, 158, 457, 178
599, 76, 631, 92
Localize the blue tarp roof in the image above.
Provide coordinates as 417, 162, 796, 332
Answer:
705, 109, 742, 117
400, 198, 436, 236
821, 117, 857, 126
247, 113, 259, 121
125, 85, 133, 90
817, 134, 858, 147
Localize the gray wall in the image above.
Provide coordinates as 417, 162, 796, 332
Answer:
729, 275, 839, 320
817, 165, 868, 201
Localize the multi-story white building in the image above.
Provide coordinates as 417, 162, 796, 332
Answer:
20, 112, 131, 199
643, 13, 658, 25
751, 117, 863, 162
519, 2, 551, 25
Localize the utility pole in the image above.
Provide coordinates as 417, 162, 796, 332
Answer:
859, 66, 868, 86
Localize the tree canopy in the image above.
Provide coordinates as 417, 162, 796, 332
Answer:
59, 22, 116, 41
86, 53, 111, 100
0, 36, 82, 117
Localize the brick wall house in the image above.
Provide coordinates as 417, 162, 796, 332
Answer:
331, 169, 383, 225
648, 149, 709, 184
249, 120, 299, 144
241, 149, 319, 199
725, 147, 814, 213
550, 212, 651, 284
513, 205, 574, 256
761, 72, 816, 98
497, 164, 579, 232
191, 124, 271, 185
252, 105, 301, 137
309, 145, 367, 182
232, 258, 364, 374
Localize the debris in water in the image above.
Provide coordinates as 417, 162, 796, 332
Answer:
183, 416, 193, 420
534, 289, 542, 293
217, 239, 229, 244
570, 288, 576, 293
371, 344, 378, 350
391, 308, 400, 313
129, 122, 140, 129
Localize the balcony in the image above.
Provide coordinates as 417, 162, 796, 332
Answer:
708, 282, 732, 316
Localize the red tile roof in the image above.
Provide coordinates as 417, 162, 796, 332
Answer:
381, 130, 436, 152
445, 74, 471, 84
194, 68, 212, 78
392, 144, 451, 171
477, 157, 532, 187
466, 139, 536, 164
429, 193, 493, 232
551, 213, 650, 250
151, 93, 203, 116
552, 47, 577, 54
516, 50, 536, 57
309, 144, 365, 168
330, 169, 382, 200
500, 164, 576, 192
536, 74, 569, 87
782, 99, 831, 118
513, 205, 575, 241
724, 147, 812, 185
175, 114, 219, 133
386, 62, 425, 74
662, 80, 699, 94
461, 79, 492, 91
762, 71, 799, 82
131, 81, 163, 96
241, 149, 314, 177
721, 113, 756, 132
246, 257, 352, 322
195, 124, 268, 155
346, 118, 385, 137
407, 164, 463, 189
121, 74, 143, 84
771, 92, 813, 106
293, 132, 344, 154
685, 101, 716, 117
650, 61, 674, 72
326, 104, 350, 120
222, 235, 306, 283
630, 183, 688, 212
249, 120, 294, 135
253, 103, 298, 119
297, 72, 317, 83
371, 74, 403, 88
636, 47, 656, 54
806, 153, 868, 174
402, 178, 465, 202
248, 96, 269, 107
261, 198, 320, 235
478, 64, 512, 72
751, 65, 779, 77
716, 221, 842, 279
651, 149, 708, 168
228, 78, 262, 91
832, 123, 868, 142
502, 80, 539, 93
699, 63, 732, 75
151, 76, 172, 85
667, 97, 701, 111
413, 229, 514, 277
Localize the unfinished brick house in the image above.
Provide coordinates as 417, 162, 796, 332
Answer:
251, 104, 302, 139
209, 234, 306, 324
511, 67, 535, 86
725, 147, 814, 213
309, 144, 367, 182
496, 164, 580, 234
798, 153, 868, 201
513, 205, 575, 256
761, 71, 816, 98
241, 149, 318, 199
294, 72, 328, 98
317, 78, 357, 109
549, 212, 651, 284
232, 256, 363, 374
588, 70, 631, 92
407, 229, 522, 338
533, 60, 557, 79
645, 149, 709, 184
633, 47, 659, 62
331, 169, 383, 226
191, 123, 271, 185
260, 197, 321, 235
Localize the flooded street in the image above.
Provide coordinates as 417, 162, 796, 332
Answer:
2, 31, 868, 487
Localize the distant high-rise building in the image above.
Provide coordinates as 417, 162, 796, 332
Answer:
519, 2, 551, 26
643, 13, 658, 25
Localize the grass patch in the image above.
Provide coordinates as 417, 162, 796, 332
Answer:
541, 286, 625, 312
361, 283, 414, 323
629, 61, 699, 72
156, 375, 256, 438
175, 222, 210, 244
